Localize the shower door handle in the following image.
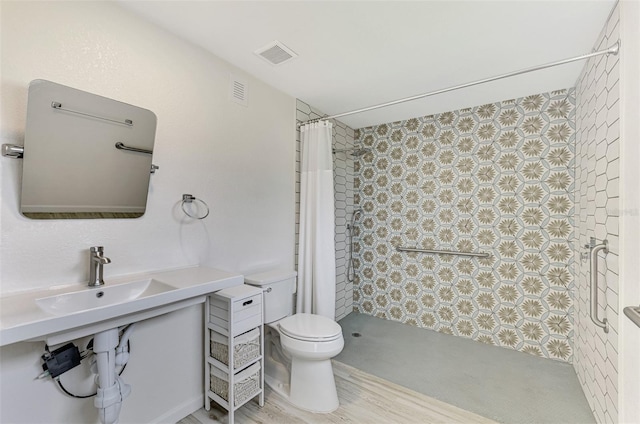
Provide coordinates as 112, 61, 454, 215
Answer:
589, 238, 609, 333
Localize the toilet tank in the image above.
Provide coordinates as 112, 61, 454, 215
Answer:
244, 270, 297, 324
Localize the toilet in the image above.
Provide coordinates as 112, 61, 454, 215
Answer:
244, 270, 344, 413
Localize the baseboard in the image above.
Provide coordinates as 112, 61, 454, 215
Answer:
150, 394, 203, 424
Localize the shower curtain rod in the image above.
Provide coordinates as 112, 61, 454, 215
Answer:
300, 41, 620, 126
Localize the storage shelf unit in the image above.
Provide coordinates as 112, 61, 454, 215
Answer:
205, 285, 264, 424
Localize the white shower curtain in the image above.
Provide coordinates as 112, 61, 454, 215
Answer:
297, 121, 336, 320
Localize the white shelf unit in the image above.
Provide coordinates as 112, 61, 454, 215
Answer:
205, 285, 264, 424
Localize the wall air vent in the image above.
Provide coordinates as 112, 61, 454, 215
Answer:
254, 41, 298, 65
230, 74, 248, 107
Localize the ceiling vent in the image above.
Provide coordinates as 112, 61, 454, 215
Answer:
254, 41, 298, 65
230, 74, 248, 107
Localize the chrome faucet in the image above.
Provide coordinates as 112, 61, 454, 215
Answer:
88, 246, 111, 287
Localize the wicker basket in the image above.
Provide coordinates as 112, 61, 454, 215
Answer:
210, 328, 260, 370
210, 362, 261, 407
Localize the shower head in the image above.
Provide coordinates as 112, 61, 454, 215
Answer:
347, 208, 363, 231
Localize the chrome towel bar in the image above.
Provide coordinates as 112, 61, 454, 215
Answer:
115, 142, 152, 155
589, 237, 609, 333
52, 101, 133, 126
396, 246, 490, 258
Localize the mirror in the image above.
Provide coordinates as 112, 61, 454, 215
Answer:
20, 80, 157, 219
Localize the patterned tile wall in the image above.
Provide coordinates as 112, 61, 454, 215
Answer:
573, 2, 620, 422
296, 100, 355, 320
353, 90, 576, 361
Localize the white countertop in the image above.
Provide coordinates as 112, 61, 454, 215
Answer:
0, 266, 243, 347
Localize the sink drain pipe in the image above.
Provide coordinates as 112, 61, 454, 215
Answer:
93, 325, 134, 424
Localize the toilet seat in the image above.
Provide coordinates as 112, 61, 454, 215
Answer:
278, 313, 342, 343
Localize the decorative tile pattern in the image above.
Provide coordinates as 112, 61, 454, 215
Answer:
296, 100, 355, 320
573, 3, 620, 422
353, 90, 576, 361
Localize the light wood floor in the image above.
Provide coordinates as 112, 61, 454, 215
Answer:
178, 361, 496, 424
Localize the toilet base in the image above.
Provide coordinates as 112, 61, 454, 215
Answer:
263, 337, 339, 413
289, 357, 339, 413
264, 373, 290, 401
262, 318, 344, 414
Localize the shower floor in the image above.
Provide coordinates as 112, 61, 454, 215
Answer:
335, 312, 595, 424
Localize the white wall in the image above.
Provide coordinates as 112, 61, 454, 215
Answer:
618, 1, 640, 422
0, 1, 295, 422
573, 3, 620, 422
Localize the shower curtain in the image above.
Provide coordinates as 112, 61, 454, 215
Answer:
297, 121, 336, 320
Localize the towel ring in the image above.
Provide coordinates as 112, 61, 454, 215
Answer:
181, 194, 210, 220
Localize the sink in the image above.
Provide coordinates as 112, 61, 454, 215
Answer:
35, 279, 175, 316
0, 266, 244, 347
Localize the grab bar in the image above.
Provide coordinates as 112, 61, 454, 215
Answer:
396, 246, 490, 258
624, 306, 640, 329
52, 102, 133, 126
115, 142, 152, 155
589, 237, 609, 333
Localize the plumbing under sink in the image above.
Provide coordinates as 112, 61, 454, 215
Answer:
35, 279, 175, 316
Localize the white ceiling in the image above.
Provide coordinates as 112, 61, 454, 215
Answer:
120, 1, 616, 129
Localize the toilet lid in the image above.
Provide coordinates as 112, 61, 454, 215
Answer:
278, 313, 342, 342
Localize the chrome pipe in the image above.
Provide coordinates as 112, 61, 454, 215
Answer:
346, 208, 363, 283
302, 41, 620, 125
589, 238, 609, 333
396, 246, 490, 258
